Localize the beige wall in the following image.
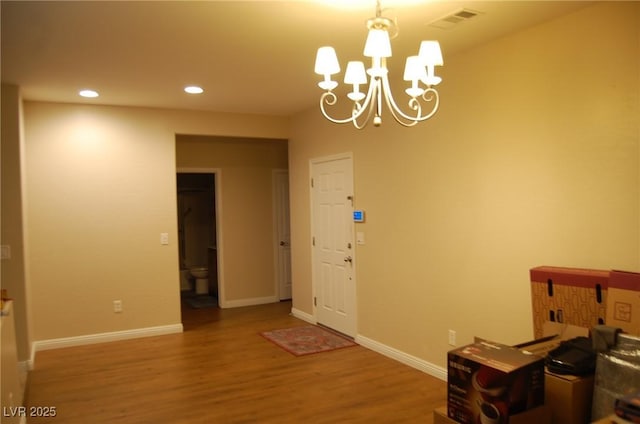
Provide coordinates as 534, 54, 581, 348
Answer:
21, 102, 288, 346
289, 2, 640, 369
176, 135, 288, 304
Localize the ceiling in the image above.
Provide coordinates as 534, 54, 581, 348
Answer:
1, 1, 592, 117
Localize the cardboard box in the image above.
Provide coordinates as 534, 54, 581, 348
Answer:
433, 405, 550, 424
530, 266, 608, 339
516, 321, 593, 424
545, 372, 594, 424
590, 415, 628, 424
606, 270, 640, 336
447, 341, 545, 424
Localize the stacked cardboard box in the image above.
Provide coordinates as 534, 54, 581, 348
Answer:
436, 267, 639, 424
530, 266, 608, 339
517, 321, 594, 424
605, 270, 640, 336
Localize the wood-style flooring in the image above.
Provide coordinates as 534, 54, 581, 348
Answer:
25, 299, 447, 423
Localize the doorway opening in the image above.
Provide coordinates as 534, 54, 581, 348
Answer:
177, 172, 219, 315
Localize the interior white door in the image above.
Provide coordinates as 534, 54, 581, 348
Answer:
311, 155, 356, 337
274, 170, 292, 300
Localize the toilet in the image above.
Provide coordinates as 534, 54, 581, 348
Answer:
190, 267, 209, 295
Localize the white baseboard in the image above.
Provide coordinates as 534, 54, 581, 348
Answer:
219, 295, 278, 309
286, 309, 447, 382
290, 307, 315, 324
30, 323, 183, 367
355, 334, 447, 382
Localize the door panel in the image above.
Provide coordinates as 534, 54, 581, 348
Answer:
274, 170, 292, 300
312, 155, 356, 336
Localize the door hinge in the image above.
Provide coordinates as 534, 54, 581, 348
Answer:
312, 236, 315, 246
311, 178, 314, 188
314, 296, 317, 307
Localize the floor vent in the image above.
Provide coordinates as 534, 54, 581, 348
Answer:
428, 9, 481, 30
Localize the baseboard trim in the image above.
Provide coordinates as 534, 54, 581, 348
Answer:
219, 296, 278, 309
30, 324, 183, 366
355, 334, 447, 382
290, 307, 315, 324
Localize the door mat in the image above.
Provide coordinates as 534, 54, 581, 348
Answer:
260, 325, 357, 356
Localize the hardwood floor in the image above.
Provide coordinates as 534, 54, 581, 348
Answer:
25, 300, 447, 423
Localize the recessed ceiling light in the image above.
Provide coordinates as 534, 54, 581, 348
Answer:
79, 89, 99, 98
184, 86, 204, 94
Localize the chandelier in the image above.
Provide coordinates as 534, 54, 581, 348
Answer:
314, 1, 443, 129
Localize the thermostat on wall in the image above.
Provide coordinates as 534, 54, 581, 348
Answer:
353, 210, 365, 223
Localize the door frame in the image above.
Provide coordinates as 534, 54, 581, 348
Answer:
176, 167, 224, 305
309, 152, 357, 336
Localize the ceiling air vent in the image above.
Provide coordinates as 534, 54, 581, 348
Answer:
428, 9, 481, 30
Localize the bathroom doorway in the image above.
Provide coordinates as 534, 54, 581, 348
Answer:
177, 171, 219, 310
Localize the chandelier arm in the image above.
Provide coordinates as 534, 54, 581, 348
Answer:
420, 88, 440, 120
319, 92, 358, 125
354, 78, 378, 127
318, 76, 379, 126
379, 75, 419, 127
385, 93, 421, 127
380, 75, 440, 126
352, 91, 377, 129
352, 106, 367, 130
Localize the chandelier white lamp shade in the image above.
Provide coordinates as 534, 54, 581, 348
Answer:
314, 1, 443, 129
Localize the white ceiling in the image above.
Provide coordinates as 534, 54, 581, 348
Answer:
1, 1, 593, 117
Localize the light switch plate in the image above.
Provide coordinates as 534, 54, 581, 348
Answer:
160, 233, 169, 245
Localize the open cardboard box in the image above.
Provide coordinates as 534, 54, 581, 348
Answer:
516, 321, 594, 424
447, 339, 545, 423
516, 321, 588, 356
442, 322, 594, 423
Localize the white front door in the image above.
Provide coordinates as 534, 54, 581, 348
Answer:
311, 154, 356, 337
274, 170, 292, 300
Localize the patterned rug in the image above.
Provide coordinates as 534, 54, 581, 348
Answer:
260, 325, 357, 356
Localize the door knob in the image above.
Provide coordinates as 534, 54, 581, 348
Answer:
280, 241, 289, 246
344, 256, 352, 263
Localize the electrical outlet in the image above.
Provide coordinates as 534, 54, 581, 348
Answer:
1, 245, 11, 260
113, 300, 123, 313
448, 329, 456, 346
